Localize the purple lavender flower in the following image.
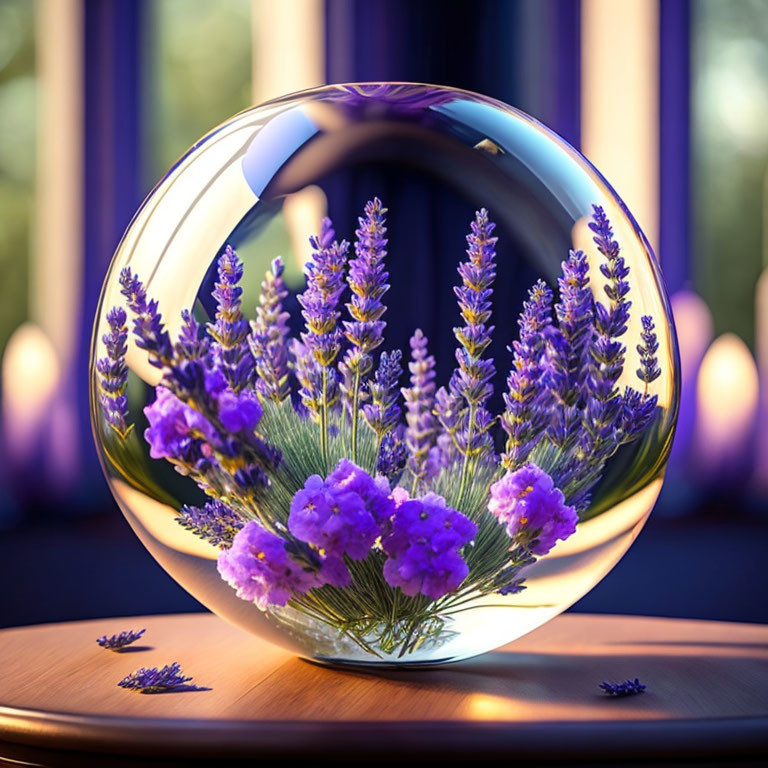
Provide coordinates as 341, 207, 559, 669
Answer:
143, 387, 218, 460
176, 499, 243, 547
176, 309, 210, 361
288, 473, 379, 560
207, 246, 253, 391
600, 678, 646, 697
434, 386, 462, 465
402, 329, 438, 485
501, 280, 554, 470
488, 464, 578, 555
118, 662, 196, 693
297, 219, 349, 423
289, 338, 323, 418
119, 267, 173, 368
637, 315, 661, 385
382, 493, 477, 600
376, 432, 408, 482
449, 209, 498, 459
362, 350, 403, 440
555, 250, 594, 396
97, 306, 132, 438
96, 628, 146, 651
340, 198, 389, 408
218, 521, 338, 609
616, 314, 660, 441
249, 256, 291, 402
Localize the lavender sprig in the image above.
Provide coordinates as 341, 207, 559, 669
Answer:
118, 662, 197, 693
119, 267, 173, 368
637, 315, 661, 386
340, 198, 390, 460
362, 350, 403, 442
617, 315, 661, 442
96, 628, 146, 651
298, 218, 349, 463
402, 329, 438, 489
501, 280, 553, 470
451, 209, 498, 472
176, 309, 210, 361
376, 431, 408, 482
599, 678, 646, 697
249, 256, 291, 402
176, 499, 244, 547
434, 386, 463, 466
97, 307, 133, 438
207, 246, 253, 392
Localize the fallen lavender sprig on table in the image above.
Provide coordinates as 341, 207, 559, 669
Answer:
118, 662, 199, 693
97, 199, 663, 659
96, 628, 146, 651
599, 678, 647, 697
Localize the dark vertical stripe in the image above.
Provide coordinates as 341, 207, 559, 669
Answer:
80, 0, 144, 507
659, 0, 690, 288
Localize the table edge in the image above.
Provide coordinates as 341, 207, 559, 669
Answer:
1, 705, 767, 759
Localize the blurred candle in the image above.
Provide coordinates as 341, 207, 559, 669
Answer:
1, 323, 60, 467
754, 268, 768, 492
694, 333, 759, 481
668, 289, 714, 465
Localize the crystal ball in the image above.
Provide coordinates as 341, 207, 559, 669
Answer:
90, 83, 679, 667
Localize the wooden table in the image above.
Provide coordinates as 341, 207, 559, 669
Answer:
0, 613, 766, 766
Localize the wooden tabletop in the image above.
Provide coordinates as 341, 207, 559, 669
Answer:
0, 612, 766, 763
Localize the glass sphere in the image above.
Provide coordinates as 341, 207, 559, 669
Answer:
90, 83, 678, 667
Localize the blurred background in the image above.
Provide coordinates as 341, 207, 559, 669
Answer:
0, 0, 766, 628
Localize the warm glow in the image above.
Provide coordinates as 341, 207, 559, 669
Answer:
32, 0, 83, 369
695, 333, 759, 469
282, 185, 328, 269
671, 290, 714, 384
112, 479, 220, 560
754, 269, 768, 490
1, 323, 60, 463
251, 0, 325, 105
581, 0, 659, 252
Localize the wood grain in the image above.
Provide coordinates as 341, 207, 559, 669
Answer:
0, 613, 766, 760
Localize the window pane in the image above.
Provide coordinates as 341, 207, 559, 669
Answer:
692, 0, 768, 348
144, 0, 252, 185
0, 0, 35, 351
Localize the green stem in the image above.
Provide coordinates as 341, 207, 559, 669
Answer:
320, 367, 329, 469
351, 369, 361, 463
457, 403, 476, 507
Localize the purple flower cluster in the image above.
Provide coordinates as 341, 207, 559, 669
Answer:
96, 307, 132, 438
249, 256, 291, 402
289, 459, 394, 563
402, 329, 438, 485
176, 499, 243, 547
217, 521, 345, 608
382, 491, 477, 600
489, 464, 577, 555
340, 197, 389, 404
144, 387, 218, 461
96, 628, 146, 651
118, 662, 195, 693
